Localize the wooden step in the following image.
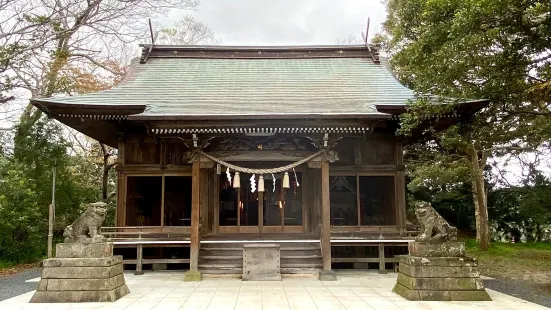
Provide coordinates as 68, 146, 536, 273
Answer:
281, 268, 321, 274
281, 263, 323, 268
200, 256, 242, 260
200, 268, 242, 274
199, 264, 243, 269
281, 255, 321, 259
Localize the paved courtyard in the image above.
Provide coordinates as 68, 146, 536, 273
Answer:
0, 270, 548, 310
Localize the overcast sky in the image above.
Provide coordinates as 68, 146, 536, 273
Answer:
166, 0, 387, 45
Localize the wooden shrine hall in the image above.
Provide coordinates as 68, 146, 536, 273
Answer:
31, 44, 488, 280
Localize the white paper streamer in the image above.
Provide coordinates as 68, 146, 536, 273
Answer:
226, 167, 231, 185
293, 167, 300, 187
250, 174, 256, 193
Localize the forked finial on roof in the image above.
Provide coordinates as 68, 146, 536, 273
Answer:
361, 17, 380, 64
140, 18, 158, 64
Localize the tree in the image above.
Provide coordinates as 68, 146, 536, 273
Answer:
383, 0, 551, 250
157, 16, 219, 45
0, 0, 201, 135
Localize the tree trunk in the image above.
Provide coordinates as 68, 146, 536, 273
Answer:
468, 143, 489, 251
471, 179, 481, 241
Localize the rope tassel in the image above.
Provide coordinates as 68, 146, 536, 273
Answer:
258, 175, 264, 192
283, 172, 290, 189
233, 172, 240, 188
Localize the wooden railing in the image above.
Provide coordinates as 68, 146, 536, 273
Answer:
101, 226, 191, 241
330, 225, 420, 238
100, 226, 195, 275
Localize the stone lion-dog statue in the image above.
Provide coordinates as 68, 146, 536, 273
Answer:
63, 202, 108, 243
414, 201, 457, 242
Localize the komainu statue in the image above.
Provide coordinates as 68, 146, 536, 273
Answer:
63, 202, 108, 243
414, 201, 457, 242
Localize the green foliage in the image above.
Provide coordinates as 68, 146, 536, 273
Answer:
384, 0, 551, 244
0, 117, 105, 264
488, 173, 551, 241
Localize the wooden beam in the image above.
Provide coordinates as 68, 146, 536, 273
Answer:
190, 158, 201, 271
321, 160, 331, 271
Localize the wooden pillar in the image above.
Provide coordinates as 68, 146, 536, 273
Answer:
161, 176, 165, 227
395, 142, 406, 229
213, 169, 219, 234
321, 160, 331, 271
190, 159, 201, 271
258, 192, 264, 233
135, 244, 143, 275
116, 140, 126, 227
378, 243, 386, 274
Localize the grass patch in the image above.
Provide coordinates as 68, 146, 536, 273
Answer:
0, 259, 41, 277
465, 238, 551, 293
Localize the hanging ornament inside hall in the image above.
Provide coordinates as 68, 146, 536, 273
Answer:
250, 174, 256, 193
272, 173, 276, 192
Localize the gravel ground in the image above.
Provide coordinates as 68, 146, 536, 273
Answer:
484, 278, 551, 308
0, 268, 41, 301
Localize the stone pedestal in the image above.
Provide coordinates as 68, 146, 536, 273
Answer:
243, 244, 281, 281
392, 242, 491, 301
30, 243, 130, 303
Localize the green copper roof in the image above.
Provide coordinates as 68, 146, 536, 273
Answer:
34, 51, 416, 118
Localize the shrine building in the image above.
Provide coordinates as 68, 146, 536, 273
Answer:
31, 44, 487, 279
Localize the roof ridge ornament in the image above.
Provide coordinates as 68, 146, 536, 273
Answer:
140, 19, 158, 64
361, 17, 380, 64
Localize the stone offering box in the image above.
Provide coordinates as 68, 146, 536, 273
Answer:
243, 244, 281, 281
30, 243, 129, 303
393, 242, 491, 301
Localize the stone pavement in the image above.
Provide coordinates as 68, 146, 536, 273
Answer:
0, 270, 548, 310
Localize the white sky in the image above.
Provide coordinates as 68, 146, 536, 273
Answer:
164, 0, 387, 45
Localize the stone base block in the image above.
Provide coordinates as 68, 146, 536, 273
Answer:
30, 255, 129, 303
409, 242, 465, 257
36, 274, 126, 291
397, 273, 484, 291
393, 283, 491, 301
184, 270, 202, 282
30, 284, 130, 303
398, 256, 480, 278
41, 264, 123, 279
56, 242, 113, 258
319, 270, 337, 281
393, 252, 491, 301
43, 256, 122, 268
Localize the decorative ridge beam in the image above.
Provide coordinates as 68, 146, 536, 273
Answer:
57, 114, 128, 120
129, 113, 391, 121
149, 127, 369, 135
